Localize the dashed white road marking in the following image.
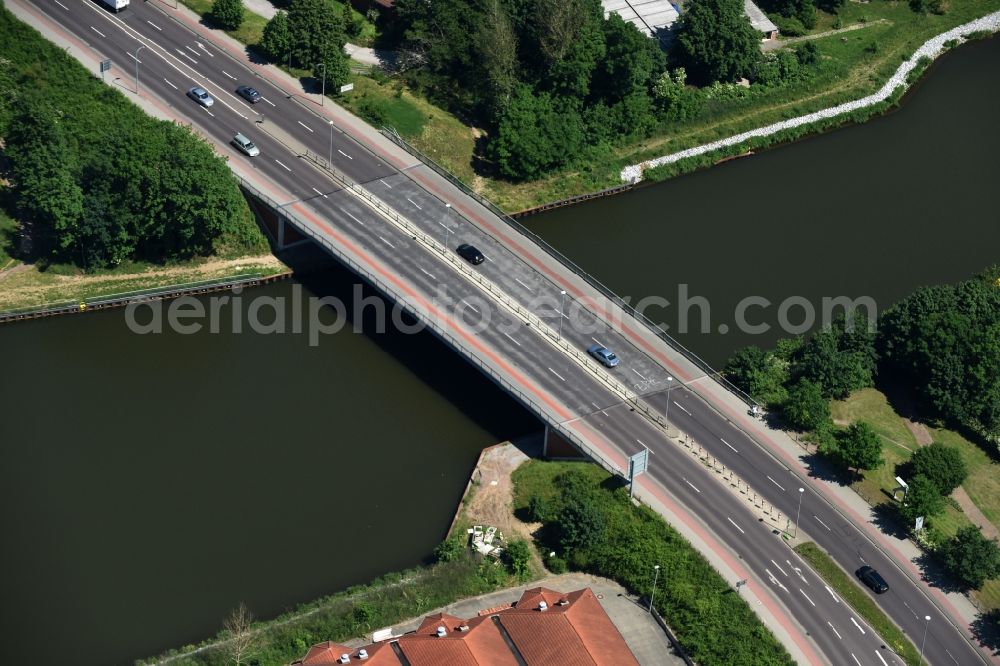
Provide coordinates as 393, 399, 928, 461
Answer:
343, 210, 364, 225
673, 400, 691, 415
338, 149, 353, 160
175, 48, 197, 64
222, 70, 237, 80
298, 121, 314, 132
260, 96, 275, 106
944, 649, 960, 665
851, 653, 862, 666
503, 332, 521, 347
814, 515, 832, 531
311, 187, 328, 198
770, 559, 788, 577
127, 52, 142, 63
682, 478, 701, 493
380, 179, 392, 188
631, 368, 646, 380
90, 26, 106, 38
274, 159, 292, 172
767, 475, 786, 492
54, 0, 69, 9
460, 299, 480, 314
547, 367, 566, 382
419, 267, 435, 280
406, 197, 422, 210
592, 337, 607, 347
875, 650, 889, 666
163, 78, 178, 90
377, 235, 395, 249
828, 622, 842, 640
185, 45, 200, 56
515, 278, 533, 291
726, 517, 745, 534
201, 107, 215, 117
196, 42, 214, 57
721, 438, 738, 453
146, 20, 162, 31
591, 402, 602, 411
850, 617, 866, 634
824, 585, 840, 603
798, 588, 815, 607
436, 220, 449, 231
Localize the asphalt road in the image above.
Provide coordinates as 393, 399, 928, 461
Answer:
23, 2, 989, 665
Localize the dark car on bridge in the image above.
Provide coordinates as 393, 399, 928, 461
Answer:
587, 344, 620, 368
856, 566, 889, 594
236, 85, 262, 104
456, 243, 485, 265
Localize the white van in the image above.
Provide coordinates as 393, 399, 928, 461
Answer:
98, 0, 130, 11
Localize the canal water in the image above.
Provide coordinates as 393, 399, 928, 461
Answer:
0, 266, 538, 665
2, 36, 998, 666
528, 36, 1000, 368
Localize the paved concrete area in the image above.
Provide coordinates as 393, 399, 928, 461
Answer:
344, 572, 686, 666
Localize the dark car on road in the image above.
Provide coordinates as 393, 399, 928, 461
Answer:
456, 243, 485, 265
236, 85, 261, 104
856, 565, 889, 594
587, 343, 620, 368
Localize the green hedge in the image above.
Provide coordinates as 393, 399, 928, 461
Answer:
513, 460, 795, 666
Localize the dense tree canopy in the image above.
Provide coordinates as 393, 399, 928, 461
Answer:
792, 314, 878, 399
820, 421, 883, 472
286, 0, 348, 80
939, 527, 1000, 590
899, 474, 946, 524
911, 442, 967, 495
783, 379, 830, 431
724, 345, 790, 406
0, 8, 264, 268
211, 0, 244, 31
671, 0, 762, 85
260, 10, 291, 64
879, 273, 1000, 441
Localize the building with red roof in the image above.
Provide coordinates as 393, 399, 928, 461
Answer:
292, 587, 639, 665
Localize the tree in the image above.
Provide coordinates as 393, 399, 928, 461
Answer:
793, 315, 877, 399
899, 474, 946, 525
821, 421, 883, 472
558, 495, 606, 551
260, 11, 291, 64
724, 345, 790, 406
342, 2, 360, 38
939, 526, 1000, 590
477, 0, 519, 118
531, 0, 606, 97
671, 0, 762, 85
222, 603, 255, 666
652, 67, 704, 122
596, 14, 663, 102
911, 442, 967, 495
211, 0, 244, 31
504, 539, 532, 579
783, 379, 830, 431
287, 0, 346, 71
490, 85, 584, 180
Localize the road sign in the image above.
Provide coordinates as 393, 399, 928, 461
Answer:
628, 448, 649, 498
915, 516, 924, 531
339, 83, 354, 93
100, 58, 111, 81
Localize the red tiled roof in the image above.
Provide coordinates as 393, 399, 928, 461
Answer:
300, 640, 354, 665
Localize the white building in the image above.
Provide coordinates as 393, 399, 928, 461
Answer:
602, 0, 779, 41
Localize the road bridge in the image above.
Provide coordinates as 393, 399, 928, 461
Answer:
13, 2, 994, 665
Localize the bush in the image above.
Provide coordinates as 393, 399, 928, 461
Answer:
433, 532, 468, 563
911, 442, 967, 495
939, 527, 1000, 590
772, 15, 807, 36
357, 97, 388, 125
211, 0, 244, 31
503, 539, 532, 580
527, 494, 553, 523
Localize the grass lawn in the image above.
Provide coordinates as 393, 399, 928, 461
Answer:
795, 542, 922, 665
831, 387, 1000, 610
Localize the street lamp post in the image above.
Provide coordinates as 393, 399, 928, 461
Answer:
134, 45, 146, 95
558, 290, 567, 338
664, 376, 674, 425
794, 487, 805, 537
315, 62, 326, 106
444, 203, 453, 247
328, 120, 334, 165
920, 615, 931, 664
649, 564, 660, 613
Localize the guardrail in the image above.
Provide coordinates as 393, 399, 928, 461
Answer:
378, 127, 759, 409
240, 177, 634, 477
0, 274, 270, 323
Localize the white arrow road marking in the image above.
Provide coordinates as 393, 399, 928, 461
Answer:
377, 235, 395, 249
814, 515, 833, 531
850, 617, 866, 634
196, 42, 214, 57
721, 438, 738, 452
673, 400, 691, 415
163, 78, 178, 90
90, 26, 106, 38
770, 560, 788, 577
765, 569, 788, 593
825, 585, 840, 603
798, 588, 815, 607
828, 622, 842, 639
146, 20, 162, 31
726, 517, 745, 534
875, 651, 889, 666
767, 475, 786, 491
274, 159, 292, 172
547, 367, 566, 382
682, 478, 701, 494
788, 560, 809, 584
298, 121, 313, 132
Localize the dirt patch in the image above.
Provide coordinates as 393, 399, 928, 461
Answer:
903, 419, 934, 446
953, 487, 1000, 541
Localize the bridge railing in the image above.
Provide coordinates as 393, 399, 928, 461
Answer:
239, 177, 627, 478
379, 127, 759, 409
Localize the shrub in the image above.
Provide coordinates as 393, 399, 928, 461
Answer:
211, 0, 244, 31
433, 533, 468, 563
504, 539, 532, 580
772, 15, 806, 37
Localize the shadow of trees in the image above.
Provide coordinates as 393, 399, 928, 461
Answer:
972, 609, 1000, 655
